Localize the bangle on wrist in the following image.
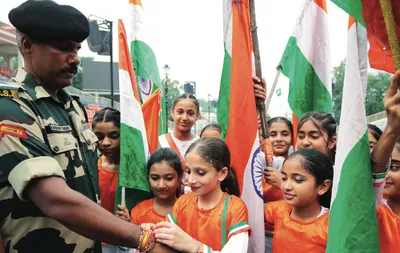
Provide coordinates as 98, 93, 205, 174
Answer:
138, 227, 156, 252
371, 153, 391, 167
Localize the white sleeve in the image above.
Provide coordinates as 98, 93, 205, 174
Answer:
200, 232, 249, 253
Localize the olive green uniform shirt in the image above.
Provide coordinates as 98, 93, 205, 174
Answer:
0, 68, 101, 253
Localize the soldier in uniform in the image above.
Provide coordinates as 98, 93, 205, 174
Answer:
0, 1, 175, 253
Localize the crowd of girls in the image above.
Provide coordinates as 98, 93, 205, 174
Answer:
89, 71, 399, 253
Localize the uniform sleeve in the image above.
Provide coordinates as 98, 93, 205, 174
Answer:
226, 198, 251, 240
0, 98, 65, 200
198, 232, 249, 253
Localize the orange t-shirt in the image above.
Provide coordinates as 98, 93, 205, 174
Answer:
168, 192, 251, 251
98, 157, 119, 214
377, 202, 400, 253
130, 198, 167, 225
265, 200, 329, 253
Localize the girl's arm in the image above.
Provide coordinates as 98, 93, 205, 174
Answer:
371, 71, 400, 174
371, 71, 400, 208
198, 232, 249, 253
153, 222, 249, 253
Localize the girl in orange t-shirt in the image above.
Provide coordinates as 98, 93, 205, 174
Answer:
370, 72, 400, 253
92, 108, 121, 215
121, 147, 183, 225
262, 117, 294, 253
154, 138, 250, 253
265, 148, 333, 253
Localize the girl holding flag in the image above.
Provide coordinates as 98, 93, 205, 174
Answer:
153, 138, 250, 252
118, 148, 183, 226
92, 108, 132, 253
370, 71, 400, 253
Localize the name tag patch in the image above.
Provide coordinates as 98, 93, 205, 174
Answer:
48, 124, 72, 133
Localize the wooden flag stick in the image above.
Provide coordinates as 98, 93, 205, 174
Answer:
380, 0, 400, 70
265, 67, 282, 112
249, 0, 267, 138
249, 0, 273, 167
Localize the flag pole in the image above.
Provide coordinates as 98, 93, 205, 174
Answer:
380, 0, 400, 70
249, 0, 273, 167
265, 67, 282, 112
121, 186, 126, 207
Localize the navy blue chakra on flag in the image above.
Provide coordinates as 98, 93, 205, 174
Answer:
251, 147, 264, 199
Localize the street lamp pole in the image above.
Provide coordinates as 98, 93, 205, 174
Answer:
163, 64, 170, 132
208, 94, 211, 123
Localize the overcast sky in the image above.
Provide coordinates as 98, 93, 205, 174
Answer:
1, 0, 349, 117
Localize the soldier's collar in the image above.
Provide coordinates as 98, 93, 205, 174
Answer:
14, 68, 73, 103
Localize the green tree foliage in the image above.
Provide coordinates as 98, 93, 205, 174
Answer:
162, 78, 182, 121
332, 60, 391, 123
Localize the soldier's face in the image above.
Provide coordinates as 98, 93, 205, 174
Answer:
30, 40, 81, 90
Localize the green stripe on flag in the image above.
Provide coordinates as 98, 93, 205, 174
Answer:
119, 123, 149, 191
279, 37, 332, 118
327, 132, 379, 252
131, 40, 166, 134
117, 123, 152, 211
331, 0, 365, 27
131, 40, 161, 86
217, 44, 232, 141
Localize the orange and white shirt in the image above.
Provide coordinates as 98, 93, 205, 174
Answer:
265, 200, 329, 253
373, 170, 400, 253
168, 192, 251, 252
130, 198, 167, 225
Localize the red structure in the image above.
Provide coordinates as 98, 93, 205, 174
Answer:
0, 21, 18, 79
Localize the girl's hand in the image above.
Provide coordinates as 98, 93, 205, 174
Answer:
140, 223, 155, 230
264, 167, 282, 189
115, 205, 130, 222
253, 76, 267, 101
153, 221, 199, 252
384, 71, 400, 135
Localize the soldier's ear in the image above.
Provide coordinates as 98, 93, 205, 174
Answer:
21, 36, 33, 56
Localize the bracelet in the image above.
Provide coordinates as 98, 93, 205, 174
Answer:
138, 227, 156, 252
371, 153, 391, 167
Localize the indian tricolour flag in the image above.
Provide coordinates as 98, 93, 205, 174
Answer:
218, 1, 264, 252
116, 19, 152, 211
331, 0, 400, 74
278, 0, 332, 139
327, 17, 380, 252
127, 0, 166, 135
